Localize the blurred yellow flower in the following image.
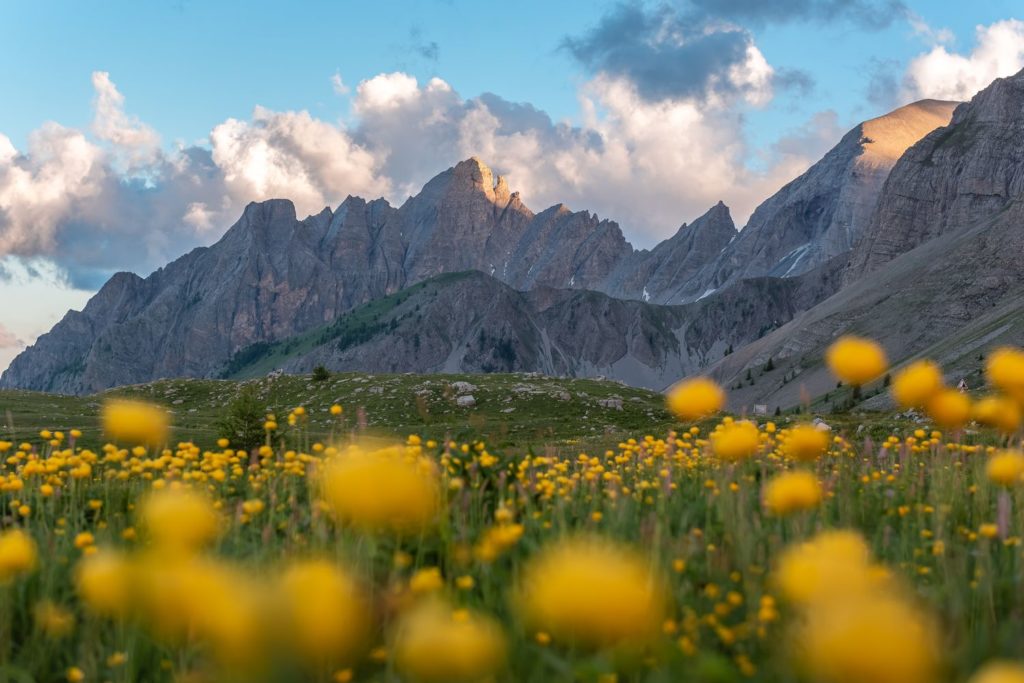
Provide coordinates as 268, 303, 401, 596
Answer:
102, 399, 169, 447
891, 360, 944, 409
968, 660, 1024, 683
795, 594, 939, 683
763, 471, 822, 515
394, 600, 506, 683
34, 600, 75, 638
0, 528, 37, 583
321, 445, 439, 534
517, 536, 665, 649
926, 388, 971, 430
666, 377, 725, 422
987, 347, 1024, 400
774, 530, 879, 607
987, 450, 1024, 488
826, 336, 888, 386
140, 488, 220, 553
711, 420, 761, 461
782, 424, 829, 462
973, 396, 1021, 434
277, 560, 371, 668
75, 550, 133, 619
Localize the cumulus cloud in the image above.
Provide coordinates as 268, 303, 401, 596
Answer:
91, 71, 161, 166
563, 3, 778, 106
903, 19, 1024, 101
347, 71, 827, 242
209, 106, 389, 217
0, 124, 106, 256
0, 74, 243, 289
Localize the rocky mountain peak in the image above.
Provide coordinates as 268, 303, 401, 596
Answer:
848, 69, 1024, 278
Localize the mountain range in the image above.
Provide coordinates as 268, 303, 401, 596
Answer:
6, 69, 1019, 412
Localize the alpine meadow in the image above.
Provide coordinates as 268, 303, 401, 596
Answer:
5, 2, 1024, 682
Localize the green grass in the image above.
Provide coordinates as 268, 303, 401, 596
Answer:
1, 371, 675, 452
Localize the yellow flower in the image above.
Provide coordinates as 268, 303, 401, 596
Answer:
241, 499, 265, 516
666, 377, 725, 421
711, 420, 761, 461
979, 523, 1000, 539
891, 360, 943, 408
973, 396, 1021, 434
74, 532, 95, 550
987, 347, 1024, 400
516, 537, 665, 649
277, 560, 371, 668
0, 528, 37, 582
140, 488, 220, 553
968, 660, 1024, 683
66, 667, 85, 682
926, 388, 971, 429
34, 600, 75, 638
75, 551, 133, 619
782, 424, 829, 462
321, 445, 439, 534
825, 336, 888, 386
795, 594, 939, 683
763, 471, 822, 515
986, 450, 1024, 487
330, 404, 344, 416
394, 600, 507, 683
774, 530, 879, 607
102, 399, 169, 447
410, 567, 444, 595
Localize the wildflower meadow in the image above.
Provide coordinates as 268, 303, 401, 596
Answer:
3, 337, 1024, 682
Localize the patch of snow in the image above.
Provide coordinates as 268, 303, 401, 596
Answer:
569, 274, 575, 287
642, 286, 650, 302
696, 287, 717, 301
780, 243, 811, 277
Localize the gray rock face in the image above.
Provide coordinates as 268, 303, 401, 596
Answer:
691, 99, 957, 297
709, 69, 1024, 412
222, 270, 828, 391
850, 75, 1024, 278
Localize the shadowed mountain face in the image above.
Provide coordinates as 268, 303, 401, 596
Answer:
708, 69, 1024, 412
217, 269, 836, 391
1, 98, 959, 395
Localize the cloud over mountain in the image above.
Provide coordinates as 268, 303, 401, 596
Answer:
903, 19, 1024, 101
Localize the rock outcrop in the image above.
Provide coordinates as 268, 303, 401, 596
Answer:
849, 74, 1024, 278
220, 270, 826, 391
708, 70, 1024, 412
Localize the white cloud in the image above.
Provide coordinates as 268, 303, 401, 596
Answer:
348, 71, 812, 243
354, 72, 421, 111
904, 19, 1024, 101
209, 106, 389, 217
91, 71, 161, 166
330, 72, 350, 95
0, 123, 106, 255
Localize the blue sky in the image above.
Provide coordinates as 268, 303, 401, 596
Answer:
1, 0, 1024, 372
3, 0, 1018, 153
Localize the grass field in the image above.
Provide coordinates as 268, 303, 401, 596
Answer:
1, 360, 1023, 683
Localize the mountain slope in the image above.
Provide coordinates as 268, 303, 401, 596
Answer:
849, 75, 1024, 279
219, 269, 832, 391
687, 99, 957, 299
706, 71, 1024, 412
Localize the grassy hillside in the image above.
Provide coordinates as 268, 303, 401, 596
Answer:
0, 370, 674, 451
